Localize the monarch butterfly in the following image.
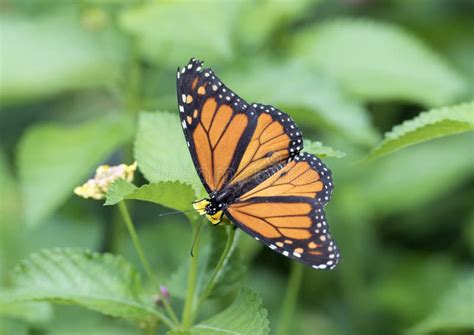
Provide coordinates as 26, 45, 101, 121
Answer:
176, 58, 340, 270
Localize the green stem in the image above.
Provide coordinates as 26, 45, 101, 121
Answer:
194, 226, 236, 317
125, 37, 141, 118
118, 201, 179, 329
181, 221, 202, 329
276, 262, 304, 335
124, 37, 141, 162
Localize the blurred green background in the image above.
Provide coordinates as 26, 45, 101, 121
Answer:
0, 0, 473, 334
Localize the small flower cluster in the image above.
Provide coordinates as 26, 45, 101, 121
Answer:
74, 161, 137, 200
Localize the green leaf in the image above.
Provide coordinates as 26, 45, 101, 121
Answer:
368, 101, 474, 160
104, 179, 138, 206
0, 300, 52, 324
45, 306, 143, 335
191, 287, 270, 335
304, 140, 346, 158
0, 318, 28, 335
17, 115, 134, 226
0, 149, 21, 224
293, 19, 466, 106
235, 0, 315, 50
358, 134, 473, 217
8, 248, 159, 323
134, 112, 202, 195
119, 2, 236, 66
409, 272, 474, 334
0, 10, 125, 107
227, 61, 378, 146
0, 149, 23, 279
105, 179, 196, 217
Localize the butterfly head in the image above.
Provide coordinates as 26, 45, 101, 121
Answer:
192, 199, 224, 225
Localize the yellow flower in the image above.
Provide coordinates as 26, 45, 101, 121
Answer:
74, 161, 138, 200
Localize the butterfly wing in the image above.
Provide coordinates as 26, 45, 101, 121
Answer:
225, 152, 339, 269
177, 59, 302, 193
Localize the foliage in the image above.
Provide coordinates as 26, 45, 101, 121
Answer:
1, 1, 473, 334
0, 10, 125, 106
7, 249, 158, 324
134, 112, 202, 196
190, 287, 269, 335
17, 115, 134, 226
368, 101, 474, 159
409, 272, 474, 334
105, 179, 195, 215
227, 61, 379, 146
293, 19, 467, 106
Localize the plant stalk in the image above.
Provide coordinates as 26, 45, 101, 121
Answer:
276, 262, 304, 335
181, 220, 202, 329
118, 201, 179, 329
194, 226, 236, 316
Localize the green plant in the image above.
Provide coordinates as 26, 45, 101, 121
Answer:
1, 1, 473, 334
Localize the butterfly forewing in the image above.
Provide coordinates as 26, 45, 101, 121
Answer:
177, 59, 302, 192
177, 59, 254, 192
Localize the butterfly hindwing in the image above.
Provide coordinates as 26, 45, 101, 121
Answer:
225, 152, 338, 268
226, 197, 339, 269
237, 152, 334, 205
227, 102, 303, 186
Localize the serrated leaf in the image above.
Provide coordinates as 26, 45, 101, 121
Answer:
293, 19, 466, 106
191, 287, 269, 335
104, 179, 138, 206
119, 2, 235, 66
17, 115, 133, 226
368, 101, 474, 160
304, 140, 345, 158
0, 10, 125, 107
8, 248, 160, 323
105, 180, 196, 218
227, 61, 378, 146
408, 272, 474, 334
134, 112, 202, 195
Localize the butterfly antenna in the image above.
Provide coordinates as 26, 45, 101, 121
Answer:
159, 209, 196, 217
190, 216, 205, 257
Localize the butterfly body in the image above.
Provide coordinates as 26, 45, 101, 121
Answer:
177, 58, 340, 270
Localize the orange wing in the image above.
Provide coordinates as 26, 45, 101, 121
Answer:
226, 102, 303, 186
225, 153, 339, 269
226, 198, 339, 269
238, 152, 333, 205
177, 59, 302, 192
